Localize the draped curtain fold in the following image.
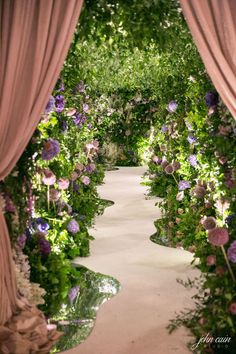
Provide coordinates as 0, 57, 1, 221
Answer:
0, 0, 83, 352
180, 0, 236, 120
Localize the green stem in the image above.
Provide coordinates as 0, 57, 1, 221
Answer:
221, 245, 236, 282
47, 185, 50, 211
172, 173, 178, 186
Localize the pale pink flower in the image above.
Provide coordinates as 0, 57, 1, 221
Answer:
58, 178, 70, 190
66, 108, 76, 116
206, 255, 216, 266
81, 176, 90, 186
42, 169, 56, 186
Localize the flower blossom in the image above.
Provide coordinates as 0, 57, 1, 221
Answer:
42, 139, 60, 161
42, 169, 56, 186
227, 241, 236, 263
167, 101, 178, 113
67, 219, 80, 234
208, 227, 229, 246
81, 176, 90, 186
178, 180, 190, 191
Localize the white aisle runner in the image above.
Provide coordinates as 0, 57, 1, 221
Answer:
65, 167, 196, 354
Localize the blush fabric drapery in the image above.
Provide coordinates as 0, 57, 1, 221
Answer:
180, 0, 236, 120
0, 0, 83, 352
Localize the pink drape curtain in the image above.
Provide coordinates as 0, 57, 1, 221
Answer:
0, 0, 83, 352
180, 0, 236, 120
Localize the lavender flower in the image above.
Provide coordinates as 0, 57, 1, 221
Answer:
68, 286, 80, 304
81, 176, 90, 186
227, 241, 236, 263
205, 91, 219, 107
178, 180, 190, 191
38, 237, 51, 256
45, 96, 55, 114
167, 101, 178, 113
85, 164, 96, 173
187, 135, 197, 144
161, 124, 168, 133
58, 82, 65, 92
42, 139, 60, 161
67, 219, 80, 234
36, 218, 50, 233
55, 95, 65, 113
61, 120, 68, 133
74, 113, 87, 127
188, 154, 198, 167
18, 234, 27, 249
4, 196, 16, 212
83, 103, 89, 112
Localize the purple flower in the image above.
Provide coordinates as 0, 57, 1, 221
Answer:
55, 95, 65, 113
38, 237, 51, 256
225, 214, 235, 225
4, 196, 16, 213
61, 120, 68, 133
74, 113, 87, 127
87, 122, 92, 130
58, 82, 65, 92
42, 139, 60, 160
83, 103, 89, 112
227, 241, 236, 263
187, 135, 197, 144
178, 180, 191, 190
161, 124, 168, 132
18, 234, 27, 249
68, 286, 80, 304
205, 91, 219, 107
36, 218, 50, 233
45, 96, 55, 114
81, 176, 90, 186
167, 101, 178, 113
85, 164, 96, 173
72, 182, 80, 192
67, 219, 80, 233
188, 154, 198, 167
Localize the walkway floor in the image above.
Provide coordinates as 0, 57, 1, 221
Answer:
64, 166, 197, 354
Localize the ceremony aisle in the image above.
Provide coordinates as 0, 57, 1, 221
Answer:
66, 167, 197, 354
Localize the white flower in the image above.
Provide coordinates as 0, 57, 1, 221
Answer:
176, 191, 184, 201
